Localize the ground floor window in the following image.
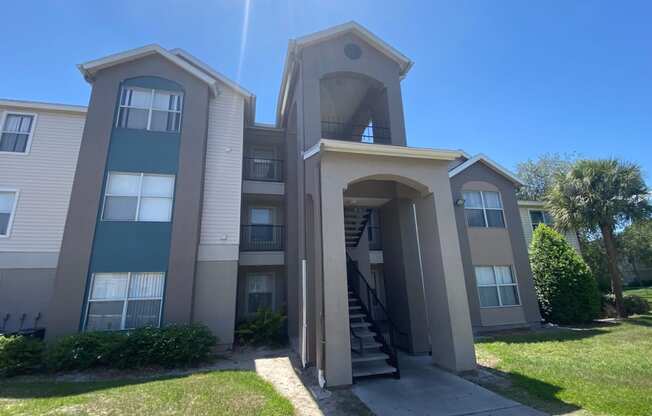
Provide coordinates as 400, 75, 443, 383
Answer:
475, 266, 520, 307
85, 272, 165, 331
246, 272, 275, 315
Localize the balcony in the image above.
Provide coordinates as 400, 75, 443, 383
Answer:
321, 121, 391, 145
243, 158, 284, 182
240, 225, 284, 251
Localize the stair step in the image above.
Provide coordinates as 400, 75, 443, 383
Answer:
349, 313, 366, 319
350, 322, 372, 328
352, 362, 397, 378
351, 352, 390, 363
349, 305, 362, 311
351, 341, 383, 352
351, 330, 376, 338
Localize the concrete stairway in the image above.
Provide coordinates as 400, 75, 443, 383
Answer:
349, 290, 398, 379
344, 207, 371, 248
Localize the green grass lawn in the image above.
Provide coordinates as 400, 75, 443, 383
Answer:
475, 315, 652, 416
625, 286, 652, 304
0, 370, 294, 416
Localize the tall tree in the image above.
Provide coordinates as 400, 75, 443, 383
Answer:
516, 153, 575, 201
547, 159, 651, 317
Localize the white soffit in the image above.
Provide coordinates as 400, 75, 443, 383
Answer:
448, 154, 524, 186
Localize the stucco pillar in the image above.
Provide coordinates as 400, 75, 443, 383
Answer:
320, 166, 353, 386
414, 190, 476, 372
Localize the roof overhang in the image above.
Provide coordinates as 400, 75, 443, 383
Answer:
518, 200, 545, 207
77, 44, 219, 97
304, 139, 463, 161
448, 153, 524, 186
276, 21, 414, 126
0, 99, 87, 114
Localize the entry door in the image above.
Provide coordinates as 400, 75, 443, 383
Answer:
371, 266, 387, 318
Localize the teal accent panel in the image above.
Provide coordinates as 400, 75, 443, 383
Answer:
123, 76, 183, 91
90, 222, 172, 272
107, 129, 179, 174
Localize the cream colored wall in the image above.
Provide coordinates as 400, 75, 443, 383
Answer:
198, 88, 245, 262
519, 205, 581, 252
0, 106, 85, 258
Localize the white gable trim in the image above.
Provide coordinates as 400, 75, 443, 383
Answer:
0, 99, 87, 114
77, 44, 218, 96
169, 48, 254, 99
448, 154, 524, 186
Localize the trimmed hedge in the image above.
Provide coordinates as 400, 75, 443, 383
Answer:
530, 224, 601, 324
0, 335, 45, 376
44, 324, 217, 372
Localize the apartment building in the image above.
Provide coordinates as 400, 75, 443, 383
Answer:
0, 22, 544, 387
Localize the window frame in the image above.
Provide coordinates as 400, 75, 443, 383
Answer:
0, 188, 19, 238
101, 171, 176, 222
245, 271, 276, 316
116, 86, 183, 132
463, 190, 506, 228
529, 209, 554, 230
0, 111, 38, 155
84, 272, 166, 331
475, 265, 521, 308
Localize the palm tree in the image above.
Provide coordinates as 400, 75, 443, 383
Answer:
546, 159, 651, 318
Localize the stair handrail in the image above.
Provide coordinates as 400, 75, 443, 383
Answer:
347, 254, 406, 377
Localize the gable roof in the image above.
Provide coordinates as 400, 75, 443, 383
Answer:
77, 44, 218, 96
0, 98, 87, 114
276, 21, 414, 126
448, 153, 524, 186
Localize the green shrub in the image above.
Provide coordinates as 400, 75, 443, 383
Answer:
46, 324, 217, 372
530, 224, 601, 324
0, 335, 45, 377
45, 331, 124, 372
116, 325, 217, 369
603, 294, 650, 317
235, 309, 287, 346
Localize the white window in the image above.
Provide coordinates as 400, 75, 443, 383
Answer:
463, 191, 505, 228
530, 210, 553, 230
246, 273, 275, 315
0, 190, 18, 237
475, 266, 520, 307
102, 172, 175, 222
0, 112, 36, 153
85, 272, 165, 331
116, 87, 183, 132
249, 207, 275, 242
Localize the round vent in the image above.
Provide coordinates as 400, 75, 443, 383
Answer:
344, 43, 362, 60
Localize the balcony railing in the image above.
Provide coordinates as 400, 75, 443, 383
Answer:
240, 225, 285, 251
243, 158, 284, 182
368, 225, 382, 250
321, 121, 391, 144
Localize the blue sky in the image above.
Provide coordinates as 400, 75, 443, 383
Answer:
1, 1, 650, 180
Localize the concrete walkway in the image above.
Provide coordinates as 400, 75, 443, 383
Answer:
352, 354, 547, 416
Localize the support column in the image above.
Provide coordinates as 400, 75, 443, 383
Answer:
319, 169, 352, 386
414, 191, 476, 372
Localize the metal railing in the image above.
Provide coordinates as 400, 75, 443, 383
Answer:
367, 226, 382, 250
243, 158, 284, 182
321, 120, 391, 144
240, 225, 284, 251
347, 254, 405, 378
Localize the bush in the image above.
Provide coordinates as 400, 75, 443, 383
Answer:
46, 324, 217, 372
602, 294, 650, 317
45, 331, 125, 372
235, 309, 287, 346
530, 224, 601, 324
115, 325, 217, 369
0, 335, 45, 376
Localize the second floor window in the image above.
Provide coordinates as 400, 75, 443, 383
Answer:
1, 113, 35, 153
102, 172, 175, 222
530, 210, 553, 230
0, 190, 18, 236
117, 87, 183, 132
463, 191, 505, 228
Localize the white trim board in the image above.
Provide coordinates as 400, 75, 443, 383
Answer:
449, 154, 524, 186
0, 99, 86, 114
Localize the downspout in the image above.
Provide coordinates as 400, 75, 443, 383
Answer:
301, 259, 308, 368
412, 202, 432, 347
